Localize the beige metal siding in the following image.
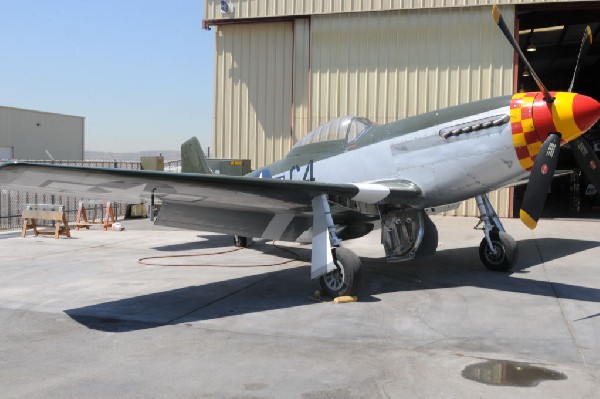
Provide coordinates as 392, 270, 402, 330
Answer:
0, 106, 84, 160
441, 186, 512, 217
214, 22, 294, 168
292, 18, 311, 142
204, 0, 589, 22
309, 7, 514, 216
309, 7, 514, 125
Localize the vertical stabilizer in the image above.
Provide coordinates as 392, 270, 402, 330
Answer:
181, 137, 212, 174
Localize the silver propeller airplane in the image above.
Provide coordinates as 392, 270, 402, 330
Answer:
2, 6, 600, 297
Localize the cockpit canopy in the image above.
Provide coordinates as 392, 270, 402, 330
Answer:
293, 116, 373, 148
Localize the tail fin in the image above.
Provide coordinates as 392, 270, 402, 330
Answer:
181, 137, 212, 174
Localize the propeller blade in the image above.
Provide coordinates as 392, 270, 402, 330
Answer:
492, 5, 553, 103
568, 26, 593, 92
520, 133, 562, 229
571, 137, 600, 191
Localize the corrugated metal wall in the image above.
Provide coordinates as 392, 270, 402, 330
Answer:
205, 0, 583, 22
310, 7, 514, 125
309, 6, 514, 216
0, 106, 84, 161
214, 22, 294, 167
292, 19, 311, 144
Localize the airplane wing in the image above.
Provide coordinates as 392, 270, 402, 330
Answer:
0, 162, 421, 241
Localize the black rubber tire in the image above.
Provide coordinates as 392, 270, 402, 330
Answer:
319, 247, 364, 297
479, 229, 519, 272
233, 235, 249, 248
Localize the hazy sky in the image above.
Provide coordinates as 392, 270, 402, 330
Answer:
0, 0, 214, 152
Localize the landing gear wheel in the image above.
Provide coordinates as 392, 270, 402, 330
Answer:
234, 235, 250, 248
319, 247, 363, 297
479, 229, 519, 272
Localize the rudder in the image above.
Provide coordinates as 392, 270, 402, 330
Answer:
181, 137, 212, 174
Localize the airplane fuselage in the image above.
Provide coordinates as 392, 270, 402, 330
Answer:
253, 95, 527, 209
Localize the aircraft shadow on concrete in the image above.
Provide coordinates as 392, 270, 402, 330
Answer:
150, 234, 240, 252
65, 237, 600, 333
364, 237, 600, 302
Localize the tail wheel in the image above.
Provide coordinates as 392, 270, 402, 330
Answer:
319, 247, 363, 297
479, 229, 519, 272
234, 235, 249, 248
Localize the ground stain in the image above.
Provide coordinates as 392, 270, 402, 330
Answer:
302, 388, 358, 399
462, 359, 567, 387
243, 383, 268, 391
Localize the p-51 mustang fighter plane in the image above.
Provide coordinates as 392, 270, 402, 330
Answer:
1, 6, 600, 297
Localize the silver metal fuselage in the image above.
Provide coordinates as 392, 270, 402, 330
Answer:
262, 101, 527, 209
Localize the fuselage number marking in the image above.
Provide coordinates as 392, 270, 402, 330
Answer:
274, 160, 315, 181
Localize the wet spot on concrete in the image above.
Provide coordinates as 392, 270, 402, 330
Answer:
462, 359, 567, 387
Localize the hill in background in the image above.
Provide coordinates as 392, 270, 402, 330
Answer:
85, 150, 181, 162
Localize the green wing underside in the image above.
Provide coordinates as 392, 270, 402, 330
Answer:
0, 162, 421, 241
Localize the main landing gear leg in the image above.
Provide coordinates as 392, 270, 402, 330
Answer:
311, 195, 363, 297
475, 194, 519, 272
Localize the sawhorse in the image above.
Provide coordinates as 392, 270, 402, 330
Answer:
75, 200, 116, 231
21, 204, 71, 239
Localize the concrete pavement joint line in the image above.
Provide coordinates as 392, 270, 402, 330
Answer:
534, 234, 588, 368
9, 231, 165, 262
165, 269, 291, 326
173, 321, 547, 366
82, 231, 172, 249
4, 304, 469, 359
137, 242, 303, 267
574, 312, 600, 322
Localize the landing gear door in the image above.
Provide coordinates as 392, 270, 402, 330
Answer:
380, 208, 437, 262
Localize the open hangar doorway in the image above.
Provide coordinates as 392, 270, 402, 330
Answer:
513, 2, 600, 218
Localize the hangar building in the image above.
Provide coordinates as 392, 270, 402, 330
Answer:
0, 106, 84, 161
203, 0, 600, 218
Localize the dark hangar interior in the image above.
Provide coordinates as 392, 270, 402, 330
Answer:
515, 1, 600, 218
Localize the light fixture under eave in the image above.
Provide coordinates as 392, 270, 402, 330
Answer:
522, 69, 531, 77
519, 25, 564, 35
526, 43, 537, 52
220, 0, 233, 14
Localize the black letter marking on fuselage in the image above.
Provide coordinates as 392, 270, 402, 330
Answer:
290, 165, 301, 180
276, 161, 315, 180
303, 160, 315, 181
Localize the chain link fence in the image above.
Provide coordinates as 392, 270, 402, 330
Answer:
0, 190, 126, 230
0, 159, 185, 230
164, 160, 181, 173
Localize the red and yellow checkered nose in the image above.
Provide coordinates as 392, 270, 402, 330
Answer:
510, 92, 600, 171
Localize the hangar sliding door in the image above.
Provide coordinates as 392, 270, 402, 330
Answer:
309, 6, 515, 216
214, 22, 294, 168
